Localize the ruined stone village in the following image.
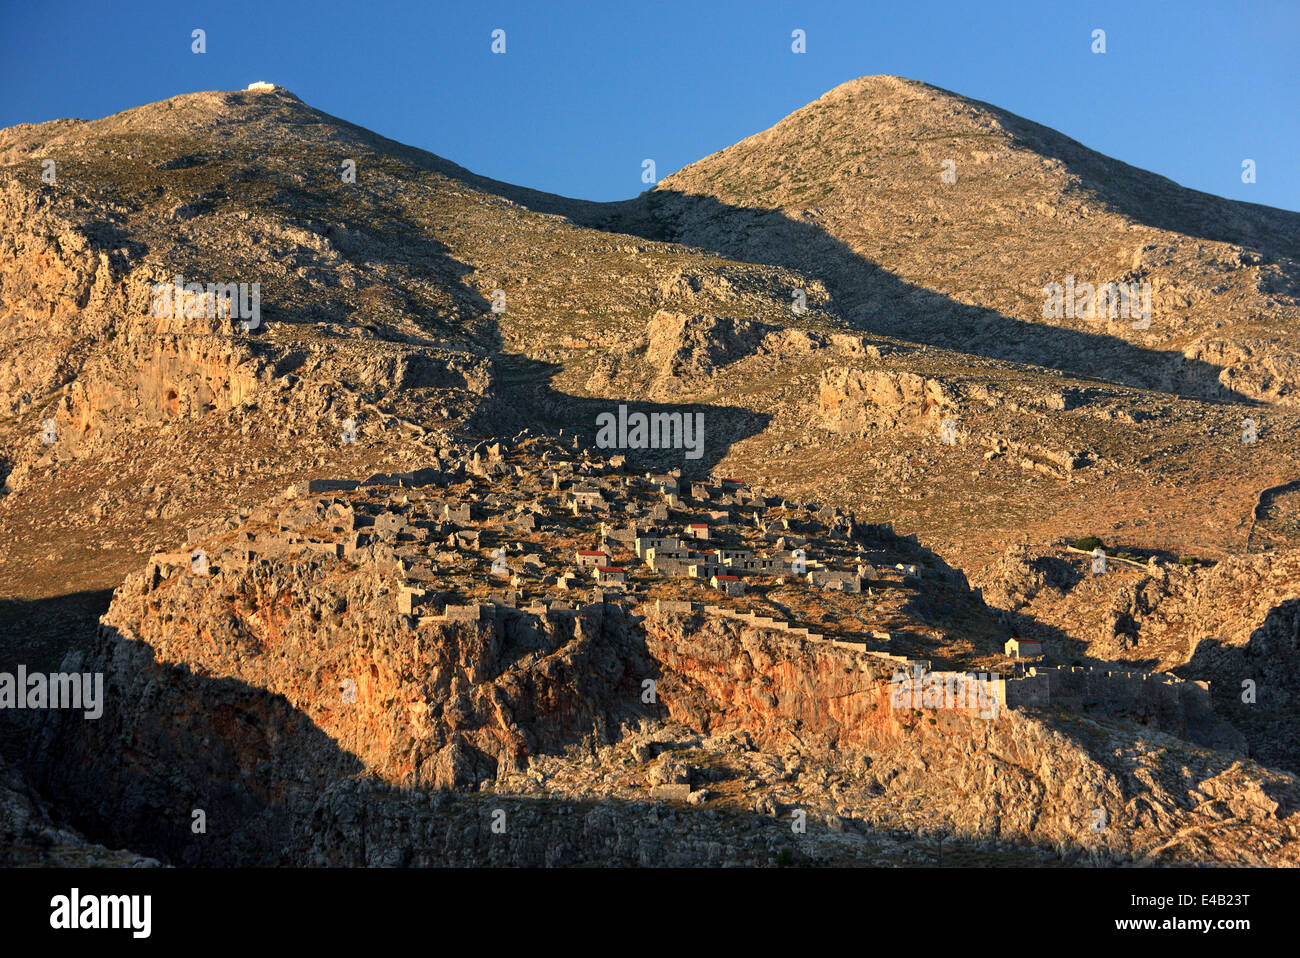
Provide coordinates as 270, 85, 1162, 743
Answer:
151, 432, 1217, 745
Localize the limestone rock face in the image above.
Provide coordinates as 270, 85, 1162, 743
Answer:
26, 444, 1300, 867
1188, 337, 1300, 405
817, 368, 952, 434
643, 611, 1298, 860
38, 529, 658, 862
645, 310, 770, 382
974, 547, 1300, 774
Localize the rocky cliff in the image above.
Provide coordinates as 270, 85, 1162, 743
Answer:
27, 448, 1300, 867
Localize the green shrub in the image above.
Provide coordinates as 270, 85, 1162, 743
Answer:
1178, 556, 1199, 566
1073, 536, 1104, 552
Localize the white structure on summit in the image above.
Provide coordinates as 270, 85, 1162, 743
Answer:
246, 81, 277, 92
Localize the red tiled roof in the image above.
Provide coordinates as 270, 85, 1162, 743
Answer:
596, 566, 623, 574
713, 575, 739, 581
577, 550, 608, 556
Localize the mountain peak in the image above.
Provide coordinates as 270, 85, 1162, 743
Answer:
644, 76, 1300, 405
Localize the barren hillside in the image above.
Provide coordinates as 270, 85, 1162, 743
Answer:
618, 76, 1300, 407
2, 80, 1297, 867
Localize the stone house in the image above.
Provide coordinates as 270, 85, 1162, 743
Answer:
807, 569, 860, 592
649, 474, 679, 495
1005, 638, 1043, 659
729, 554, 779, 573
595, 566, 626, 586
650, 556, 691, 576
688, 560, 722, 580
635, 535, 685, 559
443, 502, 471, 524
644, 546, 689, 567
449, 529, 480, 550
713, 548, 753, 565
397, 585, 428, 615
569, 486, 606, 510
710, 574, 744, 597
684, 482, 710, 501
375, 511, 419, 535
575, 549, 609, 568
343, 531, 373, 556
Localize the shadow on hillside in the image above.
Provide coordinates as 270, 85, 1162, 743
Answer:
24, 602, 666, 865
292, 778, 1069, 867
0, 589, 117, 768
844, 523, 1015, 659
471, 96, 1300, 266
1175, 598, 1300, 777
313, 74, 1298, 272
1248, 479, 1300, 554
0, 589, 115, 672
26, 627, 367, 866
225, 163, 496, 342
947, 551, 1156, 671
482, 353, 772, 477
488, 188, 1262, 406
359, 193, 498, 343
15, 593, 1288, 866
5, 639, 1083, 866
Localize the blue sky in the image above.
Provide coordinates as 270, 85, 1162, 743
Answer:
2, 0, 1297, 210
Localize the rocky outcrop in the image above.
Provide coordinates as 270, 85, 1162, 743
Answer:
816, 367, 953, 435
36, 543, 659, 863
0, 181, 126, 417
32, 525, 1300, 866
6, 81, 1300, 870
1188, 337, 1300, 405
644, 610, 1298, 862
641, 75, 1300, 405
645, 310, 771, 382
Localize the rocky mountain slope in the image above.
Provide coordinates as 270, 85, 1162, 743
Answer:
2, 80, 1297, 867
603, 75, 1300, 406
28, 440, 1300, 866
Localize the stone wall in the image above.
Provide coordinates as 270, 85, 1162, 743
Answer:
1007, 665, 1210, 714
651, 600, 1225, 742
